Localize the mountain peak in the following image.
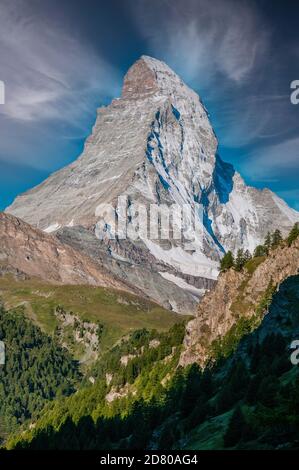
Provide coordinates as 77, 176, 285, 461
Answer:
5, 55, 299, 313
122, 55, 187, 100
139, 55, 178, 76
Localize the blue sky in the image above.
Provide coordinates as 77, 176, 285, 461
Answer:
0, 0, 298, 210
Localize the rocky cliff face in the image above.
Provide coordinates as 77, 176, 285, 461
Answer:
5, 56, 299, 312
0, 212, 137, 293
180, 237, 299, 366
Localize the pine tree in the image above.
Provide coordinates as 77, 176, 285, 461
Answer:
271, 229, 282, 247
220, 251, 234, 272
246, 374, 263, 405
264, 232, 272, 253
256, 376, 278, 407
243, 249, 252, 263
253, 244, 267, 257
287, 222, 299, 247
234, 249, 245, 272
224, 406, 247, 447
181, 363, 202, 417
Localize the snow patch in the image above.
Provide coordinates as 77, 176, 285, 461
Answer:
43, 223, 61, 233
159, 271, 206, 298
144, 239, 219, 279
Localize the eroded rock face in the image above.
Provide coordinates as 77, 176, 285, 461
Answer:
122, 59, 159, 99
0, 212, 136, 293
180, 238, 299, 367
5, 56, 299, 312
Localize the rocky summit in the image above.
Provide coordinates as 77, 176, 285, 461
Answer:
6, 56, 299, 313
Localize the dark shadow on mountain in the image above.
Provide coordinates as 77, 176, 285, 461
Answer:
213, 154, 235, 204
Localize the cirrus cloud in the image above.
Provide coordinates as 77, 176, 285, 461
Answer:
0, 0, 121, 123
131, 0, 270, 86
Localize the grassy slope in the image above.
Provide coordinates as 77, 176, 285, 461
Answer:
0, 275, 185, 358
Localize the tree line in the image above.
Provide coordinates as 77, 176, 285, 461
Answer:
0, 304, 81, 440
220, 222, 299, 272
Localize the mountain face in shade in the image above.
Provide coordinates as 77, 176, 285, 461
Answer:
6, 56, 299, 313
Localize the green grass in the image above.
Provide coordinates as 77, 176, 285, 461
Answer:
0, 275, 187, 358
244, 256, 266, 274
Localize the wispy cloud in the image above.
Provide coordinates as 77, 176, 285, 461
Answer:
132, 0, 269, 86
1, 0, 298, 213
0, 0, 122, 173
215, 93, 296, 148
0, 0, 120, 123
241, 137, 299, 179
130, 0, 281, 149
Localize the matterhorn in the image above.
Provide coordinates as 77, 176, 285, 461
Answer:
6, 56, 298, 313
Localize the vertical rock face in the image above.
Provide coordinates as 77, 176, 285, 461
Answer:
5, 56, 299, 312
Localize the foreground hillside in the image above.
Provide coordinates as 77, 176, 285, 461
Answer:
6, 274, 299, 450
2, 225, 299, 449
181, 274, 299, 450
0, 281, 184, 443
181, 230, 299, 366
0, 276, 182, 363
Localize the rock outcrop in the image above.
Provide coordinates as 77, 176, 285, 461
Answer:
180, 237, 299, 366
